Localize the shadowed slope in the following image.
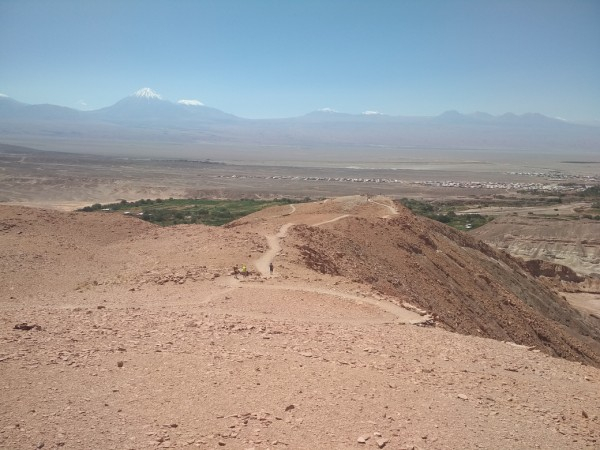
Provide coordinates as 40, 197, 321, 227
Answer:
289, 204, 600, 366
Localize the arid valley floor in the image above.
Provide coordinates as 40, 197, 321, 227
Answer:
1, 144, 600, 449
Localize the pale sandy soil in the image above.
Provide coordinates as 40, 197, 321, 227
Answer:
461, 202, 592, 217
564, 293, 600, 317
1, 197, 599, 449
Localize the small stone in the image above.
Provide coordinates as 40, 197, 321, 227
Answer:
457, 394, 468, 400
36, 442, 45, 449
357, 436, 369, 443
117, 361, 124, 368
376, 438, 389, 448
218, 440, 226, 446
582, 410, 588, 419
285, 404, 295, 412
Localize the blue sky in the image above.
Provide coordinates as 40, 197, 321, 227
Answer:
1, 0, 599, 120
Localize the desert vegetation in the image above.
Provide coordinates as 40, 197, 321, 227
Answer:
399, 198, 490, 230
79, 197, 306, 226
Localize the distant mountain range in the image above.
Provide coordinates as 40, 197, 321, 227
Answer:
0, 88, 239, 123
0, 88, 598, 158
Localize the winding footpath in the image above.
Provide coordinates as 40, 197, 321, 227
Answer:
368, 197, 398, 217
254, 223, 293, 277
249, 201, 426, 324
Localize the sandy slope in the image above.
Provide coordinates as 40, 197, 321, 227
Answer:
1, 198, 600, 449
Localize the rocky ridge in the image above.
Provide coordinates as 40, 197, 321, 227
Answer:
285, 202, 600, 367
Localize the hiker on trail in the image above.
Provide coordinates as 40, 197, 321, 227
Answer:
241, 264, 247, 276
269, 262, 274, 274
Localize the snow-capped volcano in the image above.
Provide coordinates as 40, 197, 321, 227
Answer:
87, 88, 238, 123
133, 88, 162, 100
177, 99, 204, 106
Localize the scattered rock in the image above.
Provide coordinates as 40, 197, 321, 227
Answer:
285, 404, 295, 412
357, 435, 369, 443
457, 394, 469, 400
117, 361, 124, 368
376, 438, 389, 448
14, 323, 42, 331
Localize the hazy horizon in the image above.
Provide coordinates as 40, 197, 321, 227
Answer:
4, 86, 596, 122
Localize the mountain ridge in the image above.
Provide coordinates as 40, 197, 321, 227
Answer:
1, 88, 599, 156
0, 89, 590, 125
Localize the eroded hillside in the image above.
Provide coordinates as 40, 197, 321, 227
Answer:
1, 198, 600, 449
471, 216, 600, 276
284, 202, 600, 366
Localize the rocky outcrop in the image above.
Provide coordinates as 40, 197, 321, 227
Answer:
521, 259, 585, 283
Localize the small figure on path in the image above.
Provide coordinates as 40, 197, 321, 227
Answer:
269, 262, 274, 274
241, 264, 247, 276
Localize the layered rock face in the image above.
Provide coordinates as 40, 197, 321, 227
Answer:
471, 216, 600, 276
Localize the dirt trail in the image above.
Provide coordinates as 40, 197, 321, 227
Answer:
238, 283, 425, 323
368, 197, 398, 217
313, 214, 351, 226
251, 207, 425, 323
255, 223, 293, 277
255, 211, 352, 277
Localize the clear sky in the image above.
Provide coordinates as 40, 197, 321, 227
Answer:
1, 0, 599, 120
